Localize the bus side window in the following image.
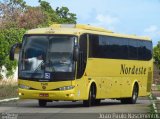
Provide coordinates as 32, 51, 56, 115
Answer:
77, 34, 87, 79
128, 39, 138, 60
137, 40, 152, 61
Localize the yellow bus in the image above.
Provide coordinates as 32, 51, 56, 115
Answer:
10, 24, 153, 107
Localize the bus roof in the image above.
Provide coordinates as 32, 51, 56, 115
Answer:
25, 24, 151, 41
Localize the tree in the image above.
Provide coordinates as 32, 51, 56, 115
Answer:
0, 0, 77, 29
154, 41, 160, 68
18, 7, 46, 29
56, 7, 77, 24
0, 0, 27, 28
39, 0, 59, 25
39, 0, 77, 25
0, 28, 26, 79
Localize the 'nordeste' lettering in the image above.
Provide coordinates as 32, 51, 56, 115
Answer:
120, 64, 146, 75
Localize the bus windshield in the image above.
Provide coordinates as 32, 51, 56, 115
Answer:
19, 35, 76, 80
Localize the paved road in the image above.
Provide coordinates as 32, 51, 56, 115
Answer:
0, 97, 152, 119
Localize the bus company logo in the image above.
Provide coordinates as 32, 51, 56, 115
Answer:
41, 83, 48, 90
120, 64, 147, 75
42, 86, 46, 90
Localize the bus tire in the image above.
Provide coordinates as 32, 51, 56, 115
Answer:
121, 84, 138, 104
38, 100, 47, 107
83, 85, 96, 107
94, 99, 101, 105
83, 89, 92, 107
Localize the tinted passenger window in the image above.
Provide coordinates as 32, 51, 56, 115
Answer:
89, 34, 152, 61
143, 41, 152, 60
137, 41, 145, 60
89, 35, 99, 57
128, 39, 138, 59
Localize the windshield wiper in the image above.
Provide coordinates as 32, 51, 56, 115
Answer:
31, 61, 44, 77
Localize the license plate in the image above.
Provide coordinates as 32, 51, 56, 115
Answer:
39, 93, 49, 97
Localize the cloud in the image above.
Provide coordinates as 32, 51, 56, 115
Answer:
96, 14, 119, 25
144, 25, 160, 46
90, 14, 120, 31
144, 25, 159, 33
144, 25, 160, 37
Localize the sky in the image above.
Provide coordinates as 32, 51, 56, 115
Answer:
18, 0, 160, 46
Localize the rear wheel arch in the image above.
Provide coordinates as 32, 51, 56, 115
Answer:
132, 81, 139, 96
121, 81, 139, 104
134, 82, 139, 94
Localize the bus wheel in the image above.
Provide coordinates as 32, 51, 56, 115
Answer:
94, 99, 101, 105
83, 85, 96, 107
130, 84, 139, 104
38, 100, 47, 107
121, 84, 138, 104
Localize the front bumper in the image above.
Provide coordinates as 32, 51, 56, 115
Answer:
18, 88, 76, 101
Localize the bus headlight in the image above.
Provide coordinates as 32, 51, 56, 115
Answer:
19, 84, 30, 89
57, 86, 74, 91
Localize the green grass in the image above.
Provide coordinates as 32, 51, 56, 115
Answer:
157, 85, 160, 91
149, 104, 156, 114
149, 93, 157, 100
0, 80, 18, 100
149, 96, 159, 119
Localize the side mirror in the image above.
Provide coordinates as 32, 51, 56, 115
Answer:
9, 43, 22, 61
73, 45, 79, 61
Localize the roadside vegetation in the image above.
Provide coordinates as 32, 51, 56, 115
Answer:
154, 42, 160, 69
0, 80, 18, 100
157, 85, 160, 91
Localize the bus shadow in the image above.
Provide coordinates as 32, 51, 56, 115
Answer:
44, 101, 142, 108
0, 100, 144, 108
